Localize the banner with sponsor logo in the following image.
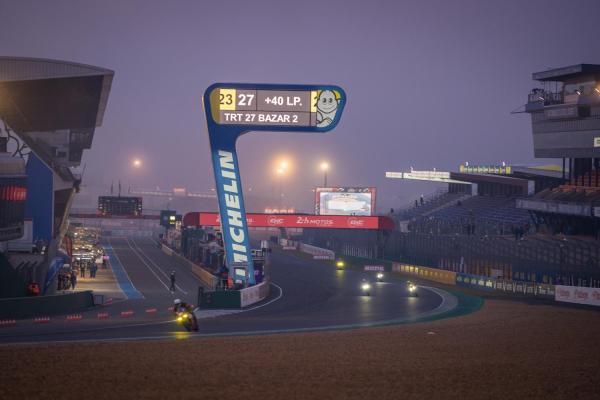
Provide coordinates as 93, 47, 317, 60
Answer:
392, 263, 456, 285
364, 265, 385, 272
192, 212, 392, 230
555, 285, 600, 306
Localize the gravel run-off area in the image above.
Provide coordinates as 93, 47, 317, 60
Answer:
1, 299, 600, 400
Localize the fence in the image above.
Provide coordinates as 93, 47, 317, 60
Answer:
300, 228, 600, 285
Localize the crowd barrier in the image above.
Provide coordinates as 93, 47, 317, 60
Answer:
199, 281, 270, 309
279, 238, 298, 250
298, 242, 335, 260
392, 263, 457, 285
391, 263, 556, 298
457, 273, 555, 297
240, 280, 270, 307
555, 285, 600, 306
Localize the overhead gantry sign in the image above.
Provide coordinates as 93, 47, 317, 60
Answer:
203, 83, 346, 285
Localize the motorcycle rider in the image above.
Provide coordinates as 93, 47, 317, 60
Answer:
173, 298, 198, 331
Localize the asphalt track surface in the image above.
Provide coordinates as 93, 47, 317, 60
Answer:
0, 237, 451, 344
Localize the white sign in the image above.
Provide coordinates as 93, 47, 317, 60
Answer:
594, 137, 600, 148
555, 285, 600, 307
240, 281, 268, 307
364, 265, 385, 272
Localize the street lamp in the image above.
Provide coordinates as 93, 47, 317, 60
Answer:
132, 158, 142, 168
320, 162, 329, 187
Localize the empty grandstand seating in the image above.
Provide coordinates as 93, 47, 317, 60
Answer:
429, 196, 531, 225
535, 185, 600, 203
571, 170, 600, 188
397, 191, 469, 221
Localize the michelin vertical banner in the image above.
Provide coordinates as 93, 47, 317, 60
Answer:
203, 83, 346, 286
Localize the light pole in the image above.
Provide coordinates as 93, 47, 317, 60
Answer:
276, 161, 288, 209
320, 162, 329, 187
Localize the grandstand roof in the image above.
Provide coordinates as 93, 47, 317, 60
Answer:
532, 64, 600, 82
451, 172, 529, 187
511, 166, 564, 179
0, 57, 114, 133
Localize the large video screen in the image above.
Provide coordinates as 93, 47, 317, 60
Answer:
315, 187, 376, 216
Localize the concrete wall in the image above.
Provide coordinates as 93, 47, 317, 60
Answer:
0, 290, 94, 319
161, 244, 218, 289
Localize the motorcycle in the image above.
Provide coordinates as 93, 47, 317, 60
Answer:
407, 282, 418, 297
175, 309, 198, 332
361, 281, 371, 296
376, 272, 384, 282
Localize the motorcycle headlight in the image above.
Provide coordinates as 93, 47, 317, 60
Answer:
377, 273, 383, 279
176, 316, 183, 322
361, 283, 371, 290
182, 313, 189, 318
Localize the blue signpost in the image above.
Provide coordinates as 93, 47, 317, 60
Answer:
203, 83, 346, 286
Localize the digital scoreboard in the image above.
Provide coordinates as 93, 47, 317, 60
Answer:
208, 88, 343, 128
98, 196, 142, 216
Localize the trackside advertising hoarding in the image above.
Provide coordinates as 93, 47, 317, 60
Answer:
555, 285, 600, 307
186, 212, 394, 230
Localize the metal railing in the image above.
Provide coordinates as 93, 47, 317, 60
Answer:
528, 91, 564, 105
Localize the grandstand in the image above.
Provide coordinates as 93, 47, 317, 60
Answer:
300, 64, 600, 286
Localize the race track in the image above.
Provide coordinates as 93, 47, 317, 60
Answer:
0, 237, 457, 344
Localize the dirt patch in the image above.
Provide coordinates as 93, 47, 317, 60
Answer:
1, 300, 599, 400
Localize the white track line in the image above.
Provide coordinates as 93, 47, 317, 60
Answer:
243, 283, 284, 312
124, 238, 172, 292
130, 238, 189, 295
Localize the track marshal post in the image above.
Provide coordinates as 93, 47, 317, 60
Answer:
203, 83, 346, 286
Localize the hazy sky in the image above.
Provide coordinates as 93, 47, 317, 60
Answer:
1, 0, 599, 211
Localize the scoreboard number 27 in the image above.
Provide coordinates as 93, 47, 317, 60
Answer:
218, 89, 255, 110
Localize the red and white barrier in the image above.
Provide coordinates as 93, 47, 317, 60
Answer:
0, 319, 16, 327
97, 312, 109, 319
145, 308, 157, 314
120, 310, 134, 318
555, 285, 600, 307
66, 314, 83, 321
34, 317, 50, 324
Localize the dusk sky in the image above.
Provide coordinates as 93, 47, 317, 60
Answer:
1, 0, 599, 211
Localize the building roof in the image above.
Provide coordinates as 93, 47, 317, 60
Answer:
532, 64, 600, 82
0, 57, 114, 178
0, 57, 114, 132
